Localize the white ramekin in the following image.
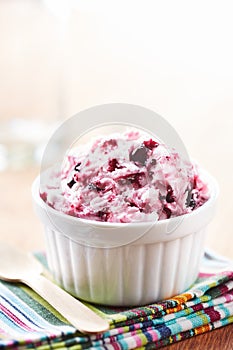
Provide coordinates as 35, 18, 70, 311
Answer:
32, 170, 218, 306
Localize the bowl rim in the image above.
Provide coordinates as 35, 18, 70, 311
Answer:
32, 167, 219, 229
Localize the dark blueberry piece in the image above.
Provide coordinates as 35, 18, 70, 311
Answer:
67, 179, 76, 188
193, 175, 198, 189
74, 162, 81, 171
128, 202, 143, 212
189, 199, 196, 209
186, 189, 196, 209
163, 206, 172, 219
166, 185, 175, 203
97, 210, 110, 221
128, 173, 144, 188
186, 188, 192, 205
151, 158, 157, 166
129, 201, 138, 208
108, 158, 119, 172
143, 139, 159, 150
129, 145, 148, 165
40, 192, 47, 201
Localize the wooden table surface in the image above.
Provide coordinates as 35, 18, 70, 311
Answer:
1, 166, 233, 349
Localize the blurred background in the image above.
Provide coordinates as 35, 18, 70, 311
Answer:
0, 0, 232, 257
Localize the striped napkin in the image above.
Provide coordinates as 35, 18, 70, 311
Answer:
0, 251, 233, 349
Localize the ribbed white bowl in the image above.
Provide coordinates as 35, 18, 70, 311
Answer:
32, 171, 218, 306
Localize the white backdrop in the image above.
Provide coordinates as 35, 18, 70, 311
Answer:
0, 0, 232, 256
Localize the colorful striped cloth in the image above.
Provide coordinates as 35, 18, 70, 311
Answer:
0, 251, 233, 349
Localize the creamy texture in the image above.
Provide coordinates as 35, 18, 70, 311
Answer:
40, 130, 209, 223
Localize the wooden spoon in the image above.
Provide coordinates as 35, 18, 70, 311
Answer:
0, 243, 109, 334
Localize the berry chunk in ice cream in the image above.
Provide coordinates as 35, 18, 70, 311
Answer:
40, 130, 209, 223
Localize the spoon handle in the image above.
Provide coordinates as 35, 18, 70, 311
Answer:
23, 274, 109, 334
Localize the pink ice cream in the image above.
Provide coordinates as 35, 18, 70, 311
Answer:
40, 130, 209, 223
